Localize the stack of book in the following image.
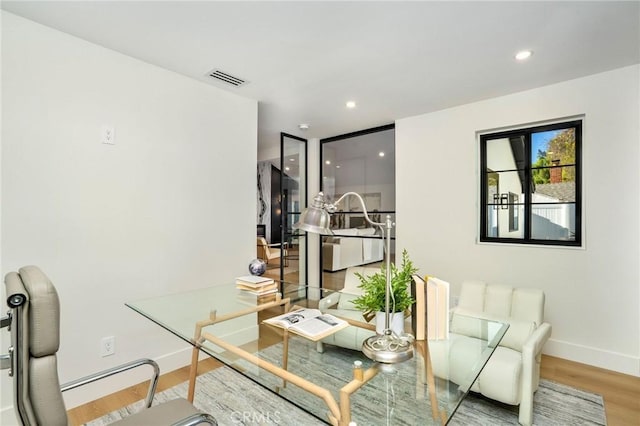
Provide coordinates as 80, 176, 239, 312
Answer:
235, 275, 279, 303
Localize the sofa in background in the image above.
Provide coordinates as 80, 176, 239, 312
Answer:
322, 228, 384, 272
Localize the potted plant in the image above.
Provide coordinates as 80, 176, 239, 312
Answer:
352, 249, 418, 334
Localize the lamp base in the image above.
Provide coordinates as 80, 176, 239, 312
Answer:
362, 331, 414, 364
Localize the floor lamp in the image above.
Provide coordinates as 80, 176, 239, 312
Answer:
294, 192, 413, 363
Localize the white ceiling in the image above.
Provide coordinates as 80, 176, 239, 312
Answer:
3, 1, 639, 154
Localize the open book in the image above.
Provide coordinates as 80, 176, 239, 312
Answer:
263, 308, 349, 341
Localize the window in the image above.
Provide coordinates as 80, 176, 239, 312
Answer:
480, 120, 582, 246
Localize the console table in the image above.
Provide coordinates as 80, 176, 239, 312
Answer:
126, 283, 508, 425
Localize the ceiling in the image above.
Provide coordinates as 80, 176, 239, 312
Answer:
2, 1, 639, 155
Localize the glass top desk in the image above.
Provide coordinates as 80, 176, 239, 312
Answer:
126, 284, 508, 426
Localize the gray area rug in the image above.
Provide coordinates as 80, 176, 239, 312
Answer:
87, 338, 606, 425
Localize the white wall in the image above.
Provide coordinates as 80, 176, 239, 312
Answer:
397, 65, 640, 376
0, 11, 257, 420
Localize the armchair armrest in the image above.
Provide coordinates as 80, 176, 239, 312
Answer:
61, 358, 159, 409
522, 322, 552, 357
521, 322, 552, 390
267, 242, 288, 249
319, 292, 341, 311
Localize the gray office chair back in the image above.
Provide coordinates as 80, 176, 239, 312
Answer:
2, 266, 217, 426
5, 266, 67, 425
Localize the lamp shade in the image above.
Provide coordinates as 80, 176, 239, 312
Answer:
293, 204, 333, 235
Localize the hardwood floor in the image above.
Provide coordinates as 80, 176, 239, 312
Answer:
67, 353, 639, 425
540, 355, 640, 425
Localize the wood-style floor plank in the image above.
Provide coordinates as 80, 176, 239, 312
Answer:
540, 355, 640, 426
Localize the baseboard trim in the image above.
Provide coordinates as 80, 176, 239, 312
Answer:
544, 338, 640, 377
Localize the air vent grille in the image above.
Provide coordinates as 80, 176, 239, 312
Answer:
207, 69, 247, 87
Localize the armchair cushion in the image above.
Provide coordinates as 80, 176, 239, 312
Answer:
475, 347, 523, 405
452, 308, 537, 352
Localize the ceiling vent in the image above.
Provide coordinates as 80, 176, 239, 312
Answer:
207, 69, 247, 87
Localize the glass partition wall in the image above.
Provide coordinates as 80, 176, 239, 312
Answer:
320, 124, 395, 291
280, 133, 307, 287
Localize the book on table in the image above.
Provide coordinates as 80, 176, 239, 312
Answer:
263, 308, 349, 341
236, 282, 278, 294
235, 275, 275, 287
236, 288, 279, 305
411, 274, 449, 341
236, 275, 277, 294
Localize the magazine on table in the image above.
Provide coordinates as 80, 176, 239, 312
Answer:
263, 308, 348, 341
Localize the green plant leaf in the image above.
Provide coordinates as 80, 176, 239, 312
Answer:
351, 249, 417, 315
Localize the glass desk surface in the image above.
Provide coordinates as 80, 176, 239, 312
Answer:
126, 283, 508, 426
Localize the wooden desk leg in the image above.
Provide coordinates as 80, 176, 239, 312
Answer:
416, 340, 446, 424
338, 365, 379, 426
188, 318, 209, 403
187, 345, 200, 402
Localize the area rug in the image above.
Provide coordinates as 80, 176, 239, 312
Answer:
87, 338, 606, 425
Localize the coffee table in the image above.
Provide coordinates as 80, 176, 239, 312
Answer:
126, 283, 508, 425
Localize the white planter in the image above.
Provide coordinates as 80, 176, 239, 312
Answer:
375, 311, 405, 335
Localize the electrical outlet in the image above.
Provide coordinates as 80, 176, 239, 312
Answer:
101, 125, 115, 145
101, 336, 115, 357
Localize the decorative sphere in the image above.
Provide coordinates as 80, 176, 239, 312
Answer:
248, 258, 267, 276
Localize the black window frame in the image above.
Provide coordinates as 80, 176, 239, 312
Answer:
479, 120, 582, 247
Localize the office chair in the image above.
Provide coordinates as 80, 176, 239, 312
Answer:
1, 265, 217, 426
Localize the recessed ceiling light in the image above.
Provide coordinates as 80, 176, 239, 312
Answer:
285, 166, 290, 171
346, 101, 356, 109
289, 158, 295, 162
298, 123, 310, 130
515, 50, 533, 61
325, 160, 331, 165
379, 151, 385, 157
336, 165, 341, 169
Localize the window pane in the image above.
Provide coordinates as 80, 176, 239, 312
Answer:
321, 126, 395, 291
531, 203, 576, 241
486, 200, 524, 239
486, 135, 526, 173
322, 128, 395, 213
531, 128, 576, 171
532, 165, 576, 203
485, 171, 525, 204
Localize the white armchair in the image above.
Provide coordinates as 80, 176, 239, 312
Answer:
431, 280, 551, 426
